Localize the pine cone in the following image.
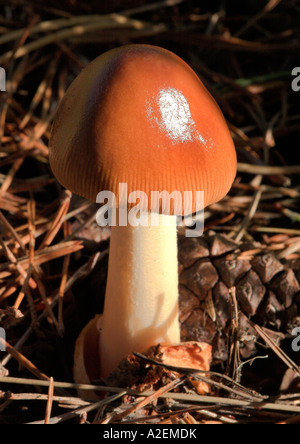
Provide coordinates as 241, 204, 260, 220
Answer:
178, 232, 300, 364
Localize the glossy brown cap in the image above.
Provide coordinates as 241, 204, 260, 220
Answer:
49, 44, 236, 214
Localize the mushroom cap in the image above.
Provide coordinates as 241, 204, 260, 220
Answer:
49, 44, 236, 215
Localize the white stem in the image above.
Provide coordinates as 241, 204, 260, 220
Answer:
99, 212, 180, 376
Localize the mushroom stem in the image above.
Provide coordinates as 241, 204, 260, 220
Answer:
99, 210, 180, 376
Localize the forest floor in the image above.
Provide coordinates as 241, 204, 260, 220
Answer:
0, 0, 300, 424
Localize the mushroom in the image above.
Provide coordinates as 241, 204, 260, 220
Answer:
49, 44, 236, 379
